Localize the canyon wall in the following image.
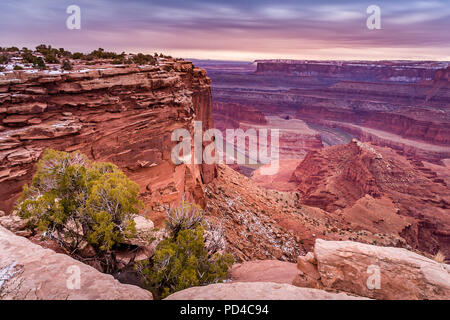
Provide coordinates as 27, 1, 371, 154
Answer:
198, 60, 450, 168
255, 60, 446, 83
0, 61, 215, 214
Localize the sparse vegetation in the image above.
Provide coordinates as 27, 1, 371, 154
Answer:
61, 59, 72, 70
21, 50, 46, 69
0, 55, 8, 64
433, 251, 445, 263
71, 52, 84, 60
129, 53, 157, 65
16, 149, 141, 273
44, 53, 59, 64
0, 45, 177, 74
136, 201, 234, 299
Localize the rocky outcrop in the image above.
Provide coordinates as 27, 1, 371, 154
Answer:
291, 140, 450, 258
316, 120, 450, 164
294, 239, 450, 300
0, 225, 152, 300
0, 61, 214, 214
164, 282, 366, 300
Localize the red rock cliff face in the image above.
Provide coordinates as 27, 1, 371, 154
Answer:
213, 101, 267, 131
0, 62, 215, 213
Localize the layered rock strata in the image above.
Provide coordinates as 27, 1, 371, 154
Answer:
0, 61, 214, 213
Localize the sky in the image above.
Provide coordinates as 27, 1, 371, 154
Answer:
0, 0, 449, 61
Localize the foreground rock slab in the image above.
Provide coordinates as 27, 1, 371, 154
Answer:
165, 282, 366, 300
231, 260, 298, 284
295, 239, 450, 300
0, 226, 152, 300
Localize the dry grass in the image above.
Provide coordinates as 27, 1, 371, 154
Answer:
433, 251, 446, 264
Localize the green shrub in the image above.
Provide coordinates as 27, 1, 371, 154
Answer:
139, 226, 233, 299
137, 202, 234, 299
129, 53, 156, 65
71, 52, 84, 60
13, 65, 23, 70
34, 57, 46, 69
16, 149, 140, 272
6, 46, 19, 52
44, 53, 59, 64
166, 201, 204, 238
61, 59, 72, 70
21, 51, 36, 64
0, 55, 8, 64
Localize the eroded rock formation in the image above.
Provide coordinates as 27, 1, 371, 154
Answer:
291, 140, 450, 258
0, 61, 214, 214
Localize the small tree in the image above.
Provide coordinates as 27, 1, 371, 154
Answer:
16, 149, 140, 273
0, 55, 8, 64
71, 52, 84, 60
33, 57, 46, 70
61, 59, 72, 70
44, 53, 59, 64
137, 202, 234, 299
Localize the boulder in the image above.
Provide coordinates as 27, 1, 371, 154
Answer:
0, 212, 28, 233
117, 215, 157, 268
294, 239, 450, 300
0, 225, 152, 300
125, 215, 154, 247
165, 282, 366, 300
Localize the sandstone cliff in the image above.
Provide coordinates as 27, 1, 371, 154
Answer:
0, 61, 215, 214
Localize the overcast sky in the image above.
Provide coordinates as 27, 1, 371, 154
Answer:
1, 0, 449, 61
